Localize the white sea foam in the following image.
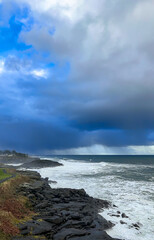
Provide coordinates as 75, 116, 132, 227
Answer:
32, 158, 154, 240
6, 163, 23, 166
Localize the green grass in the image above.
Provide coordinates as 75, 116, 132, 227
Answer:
0, 169, 12, 181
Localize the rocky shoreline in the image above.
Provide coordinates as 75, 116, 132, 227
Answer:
0, 151, 141, 239
0, 151, 63, 169
13, 170, 122, 240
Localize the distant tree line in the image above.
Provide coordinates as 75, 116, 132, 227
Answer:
0, 150, 28, 157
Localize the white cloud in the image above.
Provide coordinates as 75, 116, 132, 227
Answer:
16, 0, 85, 22
0, 60, 5, 74
19, 0, 154, 63
2, 55, 48, 79
31, 69, 48, 78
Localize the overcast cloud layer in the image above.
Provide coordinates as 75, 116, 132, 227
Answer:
0, 0, 154, 154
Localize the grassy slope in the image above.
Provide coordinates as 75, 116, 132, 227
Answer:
0, 169, 11, 181
0, 169, 34, 240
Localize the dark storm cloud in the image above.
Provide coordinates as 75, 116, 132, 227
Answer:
0, 0, 154, 153
0, 119, 84, 152
60, 76, 154, 131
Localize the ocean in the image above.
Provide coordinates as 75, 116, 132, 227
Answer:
35, 155, 154, 240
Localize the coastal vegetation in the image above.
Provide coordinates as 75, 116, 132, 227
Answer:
0, 169, 11, 181
0, 170, 33, 240
0, 150, 28, 158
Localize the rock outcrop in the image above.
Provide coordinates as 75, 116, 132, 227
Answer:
14, 171, 121, 240
20, 159, 63, 169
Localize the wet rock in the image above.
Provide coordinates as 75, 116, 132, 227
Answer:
17, 170, 41, 179
20, 180, 45, 191
20, 229, 30, 235
49, 180, 57, 184
46, 216, 64, 225
20, 159, 63, 169
19, 220, 52, 236
120, 220, 127, 225
131, 223, 140, 229
35, 201, 49, 209
71, 213, 82, 220
113, 204, 117, 208
27, 194, 35, 199
16, 170, 122, 240
53, 228, 88, 240
110, 214, 120, 217
69, 230, 117, 240
121, 213, 129, 218
36, 192, 44, 200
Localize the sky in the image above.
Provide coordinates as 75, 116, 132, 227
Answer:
0, 0, 154, 154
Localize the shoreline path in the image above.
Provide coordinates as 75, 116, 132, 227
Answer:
0, 168, 16, 184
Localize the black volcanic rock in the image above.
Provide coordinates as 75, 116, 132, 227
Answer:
20, 159, 63, 169
16, 171, 122, 240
